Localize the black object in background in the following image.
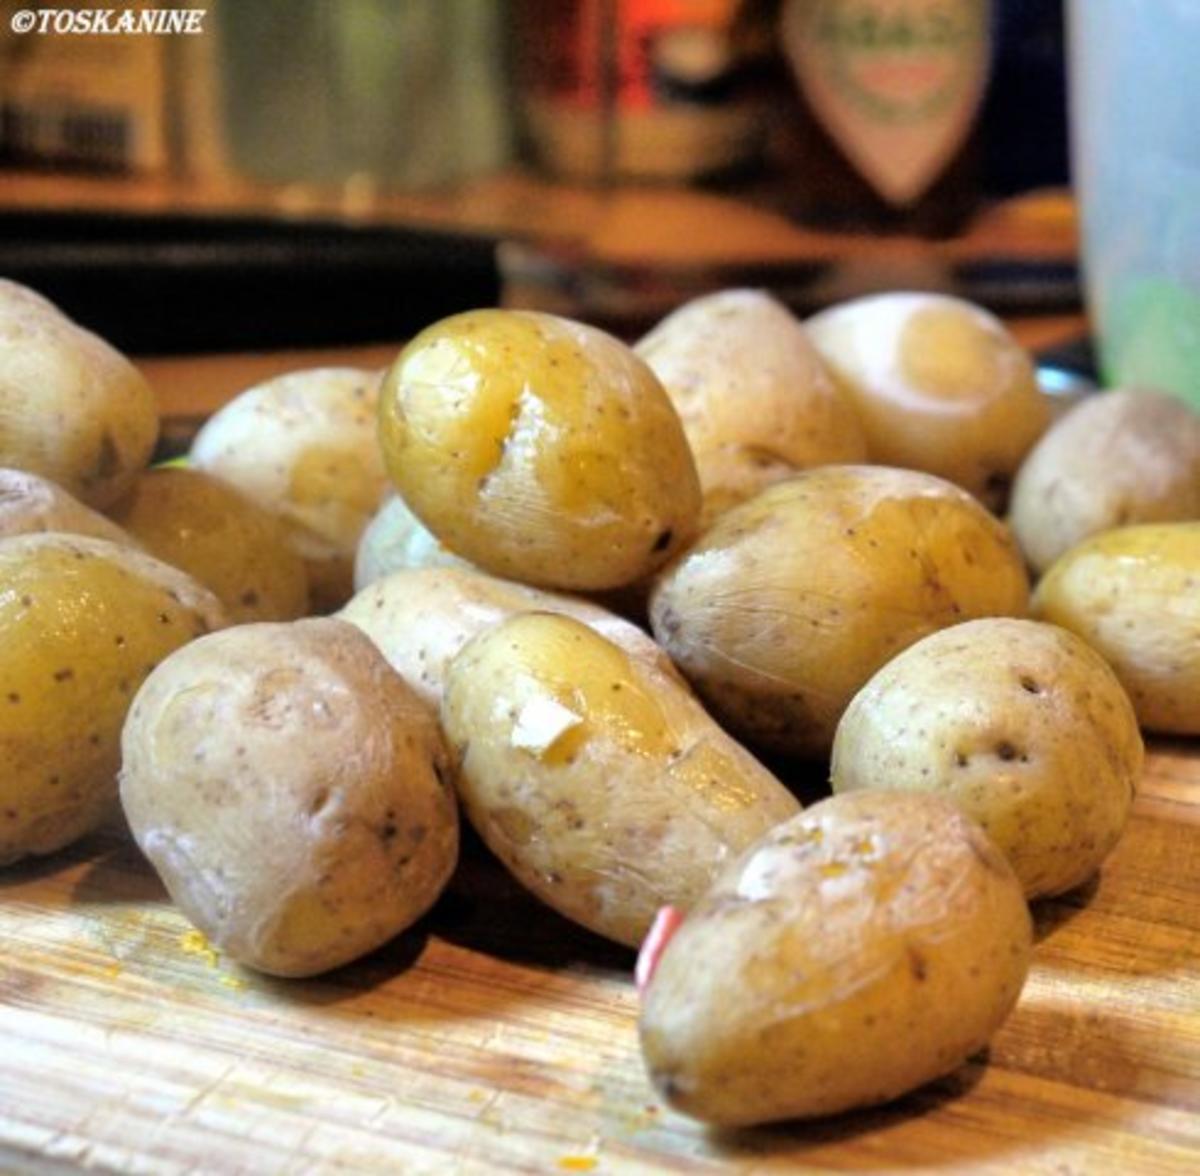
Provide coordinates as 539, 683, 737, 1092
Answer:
0, 213, 500, 354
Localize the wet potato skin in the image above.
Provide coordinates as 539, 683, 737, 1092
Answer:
440, 612, 800, 948
378, 309, 701, 592
650, 466, 1031, 758
639, 792, 1033, 1127
0, 467, 139, 547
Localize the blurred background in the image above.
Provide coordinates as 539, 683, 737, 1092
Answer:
0, 0, 1082, 358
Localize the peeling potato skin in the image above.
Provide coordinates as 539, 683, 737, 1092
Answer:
0, 280, 158, 509
0, 534, 227, 866
0, 467, 140, 548
120, 618, 459, 978
440, 613, 800, 948
378, 310, 701, 591
639, 792, 1032, 1127
1033, 523, 1200, 735
649, 466, 1030, 758
1009, 389, 1200, 575
831, 618, 1143, 899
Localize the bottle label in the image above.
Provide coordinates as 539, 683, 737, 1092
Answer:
782, 0, 990, 206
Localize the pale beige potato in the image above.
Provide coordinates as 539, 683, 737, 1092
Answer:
110, 466, 309, 623
1010, 388, 1200, 574
341, 565, 681, 710
0, 467, 139, 547
806, 292, 1050, 507
0, 279, 159, 508
832, 618, 1143, 898
441, 613, 800, 947
120, 618, 458, 978
650, 466, 1030, 757
635, 289, 866, 525
354, 492, 470, 591
1033, 523, 1200, 734
639, 792, 1032, 1126
0, 534, 226, 866
190, 367, 388, 611
378, 309, 701, 591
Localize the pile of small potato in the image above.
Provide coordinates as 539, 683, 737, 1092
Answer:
1, 274, 1197, 1129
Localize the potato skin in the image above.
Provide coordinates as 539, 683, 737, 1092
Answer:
1010, 389, 1200, 574
0, 467, 139, 547
806, 292, 1049, 508
650, 466, 1030, 757
639, 792, 1032, 1126
190, 367, 388, 611
341, 566, 680, 709
831, 618, 1143, 898
0, 534, 226, 866
1033, 523, 1200, 734
441, 613, 800, 947
378, 309, 701, 591
120, 618, 458, 978
635, 289, 866, 525
110, 466, 309, 623
0, 280, 158, 508
354, 492, 470, 591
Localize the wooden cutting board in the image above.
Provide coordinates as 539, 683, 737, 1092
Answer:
1, 741, 1198, 1175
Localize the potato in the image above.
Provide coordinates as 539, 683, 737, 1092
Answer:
639, 792, 1032, 1126
354, 492, 470, 591
378, 309, 701, 591
1033, 523, 1200, 734
341, 566, 682, 710
831, 618, 1143, 898
806, 292, 1050, 507
0, 467, 139, 547
441, 613, 800, 947
0, 534, 226, 866
1009, 388, 1200, 574
650, 466, 1030, 757
120, 618, 458, 978
635, 289, 867, 525
190, 367, 388, 611
109, 466, 309, 623
0, 279, 158, 508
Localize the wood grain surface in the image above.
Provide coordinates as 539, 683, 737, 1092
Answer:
1, 740, 1197, 1175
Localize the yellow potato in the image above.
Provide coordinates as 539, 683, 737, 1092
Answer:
378, 309, 701, 591
0, 279, 158, 508
806, 292, 1050, 507
354, 492, 470, 591
0, 534, 226, 865
1033, 523, 1200, 734
0, 467, 139, 547
441, 613, 800, 947
190, 367, 388, 611
832, 618, 1143, 898
1010, 388, 1200, 574
636, 289, 866, 525
110, 466, 309, 623
639, 792, 1032, 1126
650, 466, 1030, 757
120, 618, 458, 978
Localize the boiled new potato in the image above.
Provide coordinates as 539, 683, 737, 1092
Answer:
120, 618, 458, 978
0, 467, 139, 547
190, 367, 388, 611
639, 792, 1032, 1126
635, 289, 866, 524
0, 533, 226, 866
832, 618, 1143, 898
441, 613, 800, 947
342, 566, 680, 709
0, 279, 158, 508
1033, 523, 1200, 734
378, 309, 701, 591
354, 492, 470, 591
1010, 388, 1200, 574
110, 466, 309, 623
650, 466, 1030, 757
806, 292, 1049, 507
